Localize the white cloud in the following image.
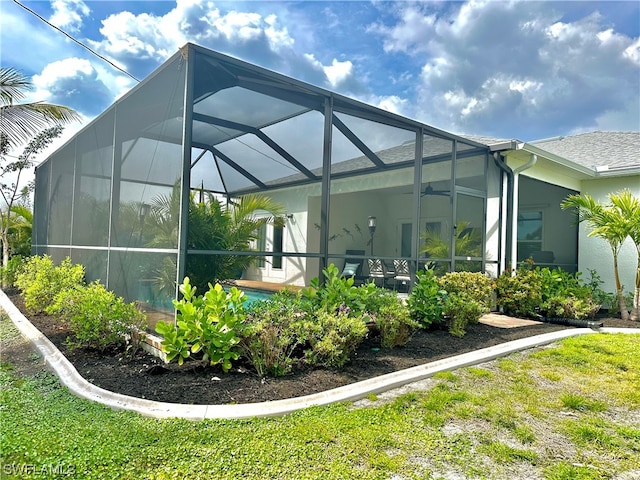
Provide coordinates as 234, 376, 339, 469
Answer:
373, 1, 640, 137
31, 58, 123, 116
323, 59, 353, 88
90, 0, 297, 78
49, 0, 90, 33
368, 5, 437, 53
374, 95, 408, 115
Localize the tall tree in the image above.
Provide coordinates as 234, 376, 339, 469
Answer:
1, 67, 79, 148
561, 191, 636, 321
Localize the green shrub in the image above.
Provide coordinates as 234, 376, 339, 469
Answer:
303, 263, 380, 318
15, 255, 85, 314
241, 292, 310, 377
0, 255, 25, 288
442, 293, 486, 337
155, 278, 246, 372
543, 295, 600, 320
494, 267, 543, 318
437, 271, 494, 311
47, 281, 147, 351
295, 310, 368, 368
407, 268, 447, 327
371, 292, 419, 348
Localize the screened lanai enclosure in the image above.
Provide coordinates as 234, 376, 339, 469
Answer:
33, 43, 503, 315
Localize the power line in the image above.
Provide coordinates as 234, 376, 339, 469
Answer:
12, 0, 140, 83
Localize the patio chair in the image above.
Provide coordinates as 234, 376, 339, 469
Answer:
392, 259, 412, 291
368, 258, 393, 288
341, 249, 366, 285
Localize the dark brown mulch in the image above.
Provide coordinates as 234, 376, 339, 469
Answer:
3, 291, 638, 406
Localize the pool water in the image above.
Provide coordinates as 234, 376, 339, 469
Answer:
242, 289, 274, 304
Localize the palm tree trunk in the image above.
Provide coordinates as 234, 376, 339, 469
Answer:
613, 253, 630, 321
631, 245, 640, 322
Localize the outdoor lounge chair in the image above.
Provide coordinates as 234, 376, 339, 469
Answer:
392, 259, 412, 291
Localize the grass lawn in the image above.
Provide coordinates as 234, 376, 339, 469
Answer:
1, 313, 639, 480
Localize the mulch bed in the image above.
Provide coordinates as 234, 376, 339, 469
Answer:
4, 290, 637, 405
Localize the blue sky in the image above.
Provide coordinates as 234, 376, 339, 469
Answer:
2, 0, 639, 152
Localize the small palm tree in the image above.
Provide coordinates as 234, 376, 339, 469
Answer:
146, 186, 285, 296
6, 204, 32, 257
608, 191, 640, 321
561, 191, 636, 321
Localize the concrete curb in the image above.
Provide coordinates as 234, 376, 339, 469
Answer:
2, 289, 639, 420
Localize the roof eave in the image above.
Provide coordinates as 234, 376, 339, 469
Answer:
492, 141, 598, 177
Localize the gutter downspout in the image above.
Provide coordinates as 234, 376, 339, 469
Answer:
492, 152, 513, 274
511, 151, 537, 271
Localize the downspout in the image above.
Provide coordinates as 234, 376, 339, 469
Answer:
492, 152, 513, 274
510, 152, 537, 271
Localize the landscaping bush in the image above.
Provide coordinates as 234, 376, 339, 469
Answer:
47, 281, 147, 352
241, 292, 310, 377
372, 292, 419, 348
295, 310, 368, 368
438, 271, 494, 311
442, 293, 486, 337
155, 278, 246, 372
496, 263, 601, 319
494, 266, 543, 318
407, 268, 447, 328
303, 263, 379, 318
14, 255, 85, 314
0, 254, 25, 288
542, 295, 600, 320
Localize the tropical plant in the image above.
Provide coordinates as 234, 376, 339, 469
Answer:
407, 267, 447, 327
561, 191, 637, 321
1, 67, 79, 286
420, 221, 482, 272
4, 204, 32, 257
155, 278, 247, 372
608, 190, 640, 321
303, 263, 379, 319
0, 67, 79, 148
147, 187, 285, 295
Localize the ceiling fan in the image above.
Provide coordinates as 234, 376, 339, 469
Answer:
400, 182, 450, 197
420, 183, 450, 197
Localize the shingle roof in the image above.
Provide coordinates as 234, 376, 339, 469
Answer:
529, 131, 640, 170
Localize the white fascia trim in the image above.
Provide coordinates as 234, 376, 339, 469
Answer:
515, 143, 596, 177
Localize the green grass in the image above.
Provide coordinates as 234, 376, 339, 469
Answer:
1, 313, 639, 480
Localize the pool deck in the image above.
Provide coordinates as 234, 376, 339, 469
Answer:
231, 279, 304, 293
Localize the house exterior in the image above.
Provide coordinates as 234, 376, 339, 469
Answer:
31, 43, 638, 312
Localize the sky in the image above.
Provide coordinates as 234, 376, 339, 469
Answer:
1, 0, 639, 161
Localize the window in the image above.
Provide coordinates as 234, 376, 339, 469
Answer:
517, 211, 542, 261
256, 223, 266, 268
272, 224, 284, 269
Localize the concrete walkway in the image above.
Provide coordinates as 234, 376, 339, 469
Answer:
2, 289, 639, 420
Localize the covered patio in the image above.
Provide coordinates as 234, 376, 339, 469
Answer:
33, 43, 504, 313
